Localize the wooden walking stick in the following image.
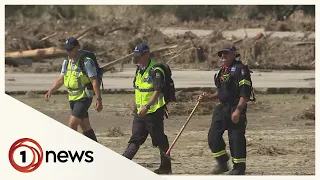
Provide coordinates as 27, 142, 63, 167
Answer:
161, 96, 202, 160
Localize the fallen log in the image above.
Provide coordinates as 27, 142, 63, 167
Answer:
5, 44, 178, 69
101, 45, 178, 71
5, 57, 33, 67
5, 47, 66, 59
295, 42, 315, 46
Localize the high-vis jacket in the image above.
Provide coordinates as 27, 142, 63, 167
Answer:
63, 57, 93, 101
134, 60, 166, 114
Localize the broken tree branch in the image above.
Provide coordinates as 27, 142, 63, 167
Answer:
101, 45, 178, 71
105, 26, 129, 35
74, 27, 93, 39
244, 28, 248, 38
96, 50, 109, 56
232, 38, 244, 45
167, 47, 196, 65
77, 32, 90, 40
162, 51, 178, 57
39, 32, 58, 42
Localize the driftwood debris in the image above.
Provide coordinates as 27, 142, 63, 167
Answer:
5, 47, 66, 60
295, 42, 315, 46
39, 32, 58, 42
73, 27, 93, 39
167, 47, 196, 65
101, 45, 178, 71
5, 29, 93, 60
105, 26, 130, 35
5, 40, 178, 71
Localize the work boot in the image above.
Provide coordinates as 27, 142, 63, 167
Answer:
154, 150, 172, 174
154, 166, 172, 174
210, 162, 229, 175
224, 163, 245, 175
224, 168, 245, 175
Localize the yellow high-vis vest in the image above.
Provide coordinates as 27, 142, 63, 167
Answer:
134, 60, 166, 114
63, 57, 93, 101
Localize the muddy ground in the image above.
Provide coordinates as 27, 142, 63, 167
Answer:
5, 6, 315, 73
11, 92, 315, 175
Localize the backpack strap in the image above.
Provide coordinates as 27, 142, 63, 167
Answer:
133, 65, 139, 89
77, 50, 98, 79
76, 51, 97, 91
77, 50, 88, 76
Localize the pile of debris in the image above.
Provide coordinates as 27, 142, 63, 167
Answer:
251, 145, 290, 156
293, 104, 315, 121
106, 125, 124, 137
5, 8, 315, 72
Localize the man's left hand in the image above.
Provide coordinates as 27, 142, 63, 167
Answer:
232, 109, 241, 123
138, 106, 148, 117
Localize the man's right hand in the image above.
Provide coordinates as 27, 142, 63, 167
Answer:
198, 93, 209, 102
95, 99, 103, 112
44, 90, 52, 101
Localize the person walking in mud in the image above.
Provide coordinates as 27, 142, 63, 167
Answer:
198, 45, 255, 175
122, 43, 172, 174
44, 37, 103, 142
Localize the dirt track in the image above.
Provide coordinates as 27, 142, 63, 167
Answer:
11, 93, 315, 175
4, 69, 315, 93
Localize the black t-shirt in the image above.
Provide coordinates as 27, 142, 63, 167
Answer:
215, 60, 252, 104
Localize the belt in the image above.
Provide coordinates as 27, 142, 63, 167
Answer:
220, 100, 239, 106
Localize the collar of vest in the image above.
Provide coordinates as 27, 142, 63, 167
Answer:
139, 59, 152, 70
138, 60, 156, 73
67, 50, 84, 64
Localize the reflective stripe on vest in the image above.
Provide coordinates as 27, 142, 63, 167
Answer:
63, 57, 93, 101
134, 60, 166, 114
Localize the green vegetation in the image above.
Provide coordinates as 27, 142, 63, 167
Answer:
142, 5, 315, 21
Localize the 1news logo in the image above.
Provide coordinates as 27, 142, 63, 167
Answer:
8, 138, 94, 173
